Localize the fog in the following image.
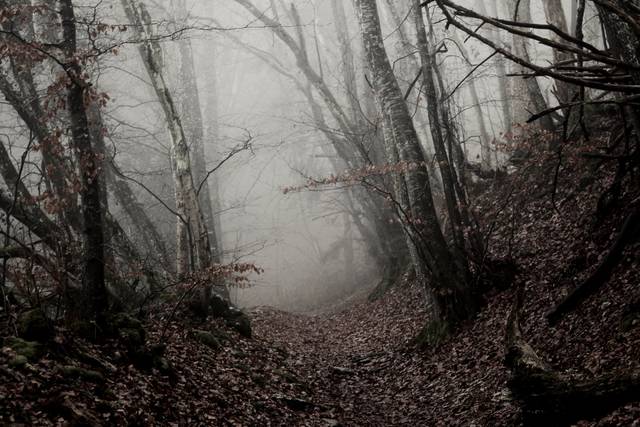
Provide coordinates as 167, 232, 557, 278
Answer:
0, 0, 601, 311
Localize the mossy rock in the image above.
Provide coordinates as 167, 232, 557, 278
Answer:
412, 320, 450, 349
118, 327, 145, 350
106, 312, 146, 349
58, 365, 105, 383
210, 292, 230, 318
225, 310, 252, 338
621, 299, 640, 332
109, 313, 144, 335
8, 355, 28, 369
155, 356, 172, 374
17, 309, 53, 343
212, 328, 231, 344
193, 330, 222, 350
4, 337, 44, 361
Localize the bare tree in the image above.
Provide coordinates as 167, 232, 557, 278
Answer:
120, 0, 213, 276
355, 0, 477, 342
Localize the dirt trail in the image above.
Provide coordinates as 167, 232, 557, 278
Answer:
250, 282, 436, 425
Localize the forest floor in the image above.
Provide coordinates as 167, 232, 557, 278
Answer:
2, 124, 640, 425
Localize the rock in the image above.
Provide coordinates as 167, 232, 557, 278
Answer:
321, 418, 342, 427
225, 309, 252, 338
8, 355, 28, 368
4, 337, 44, 361
193, 330, 222, 350
155, 356, 172, 374
210, 292, 230, 318
17, 309, 53, 343
118, 327, 145, 350
331, 366, 355, 375
107, 312, 146, 349
278, 396, 314, 411
58, 365, 105, 383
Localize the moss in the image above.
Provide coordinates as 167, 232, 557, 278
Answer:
59, 365, 105, 383
193, 330, 222, 350
8, 355, 28, 368
412, 320, 451, 349
17, 309, 53, 343
106, 312, 146, 349
119, 328, 145, 349
4, 337, 44, 361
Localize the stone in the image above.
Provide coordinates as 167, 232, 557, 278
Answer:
107, 312, 146, 349
8, 355, 28, 368
4, 337, 44, 361
17, 309, 53, 343
193, 330, 222, 350
226, 312, 252, 338
58, 365, 105, 383
210, 292, 230, 318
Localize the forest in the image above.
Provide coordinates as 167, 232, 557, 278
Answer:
0, 0, 638, 425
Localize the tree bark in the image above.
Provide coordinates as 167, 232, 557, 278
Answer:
413, 1, 467, 263
355, 0, 476, 338
505, 0, 554, 132
541, 0, 577, 108
174, 2, 221, 263
60, 0, 108, 321
120, 0, 212, 276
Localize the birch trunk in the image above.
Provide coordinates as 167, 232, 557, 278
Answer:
120, 0, 211, 276
178, 38, 220, 263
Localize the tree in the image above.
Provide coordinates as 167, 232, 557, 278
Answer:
504, 0, 554, 133
60, 0, 108, 321
354, 0, 477, 341
120, 0, 213, 277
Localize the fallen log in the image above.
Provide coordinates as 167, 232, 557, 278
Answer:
547, 207, 640, 325
506, 287, 640, 425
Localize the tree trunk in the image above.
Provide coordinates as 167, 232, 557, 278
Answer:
60, 0, 107, 321
413, 1, 467, 262
120, 0, 212, 276
483, 0, 513, 135
505, 0, 554, 132
355, 0, 476, 340
451, 32, 492, 171
174, 7, 221, 263
331, 0, 362, 129
541, 0, 576, 108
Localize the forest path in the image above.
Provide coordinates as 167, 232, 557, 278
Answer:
250, 283, 428, 425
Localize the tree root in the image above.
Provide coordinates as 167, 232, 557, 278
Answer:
547, 207, 640, 325
506, 287, 640, 425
